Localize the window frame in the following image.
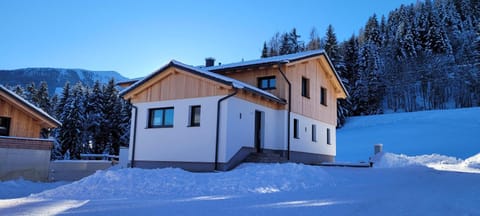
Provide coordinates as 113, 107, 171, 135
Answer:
257, 76, 276, 90
320, 87, 327, 106
148, 107, 174, 128
301, 77, 310, 98
189, 105, 201, 127
0, 117, 11, 136
293, 118, 299, 139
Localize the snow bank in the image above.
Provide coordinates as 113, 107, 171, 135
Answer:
32, 163, 333, 200
0, 179, 67, 199
372, 152, 461, 168
462, 153, 480, 169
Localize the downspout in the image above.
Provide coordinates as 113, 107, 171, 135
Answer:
130, 102, 138, 168
277, 62, 291, 160
215, 87, 238, 170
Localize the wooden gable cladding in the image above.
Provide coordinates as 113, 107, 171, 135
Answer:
215, 66, 288, 101
286, 58, 338, 125
0, 97, 43, 138
128, 67, 231, 103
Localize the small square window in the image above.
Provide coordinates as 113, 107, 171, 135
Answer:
189, 105, 201, 127
148, 107, 174, 128
293, 119, 299, 139
258, 76, 276, 90
302, 77, 310, 98
0, 117, 11, 136
321, 87, 327, 106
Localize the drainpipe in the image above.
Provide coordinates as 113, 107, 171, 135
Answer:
215, 87, 238, 170
277, 62, 291, 160
130, 102, 138, 168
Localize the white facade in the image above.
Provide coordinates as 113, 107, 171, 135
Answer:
289, 112, 336, 157
129, 95, 336, 165
218, 97, 287, 163
129, 96, 222, 163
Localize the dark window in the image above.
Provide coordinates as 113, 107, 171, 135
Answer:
189, 105, 201, 127
321, 87, 327, 106
312, 124, 317, 142
258, 76, 276, 90
293, 118, 299, 139
0, 117, 11, 136
301, 77, 310, 98
148, 107, 174, 128
327, 128, 331, 145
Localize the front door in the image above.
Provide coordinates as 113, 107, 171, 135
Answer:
254, 110, 263, 153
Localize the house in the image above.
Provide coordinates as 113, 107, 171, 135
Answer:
0, 85, 61, 181
120, 50, 348, 171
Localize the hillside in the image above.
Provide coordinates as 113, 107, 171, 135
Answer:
0, 68, 128, 95
337, 107, 480, 162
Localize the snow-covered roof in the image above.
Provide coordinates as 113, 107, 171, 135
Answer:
0, 85, 61, 127
120, 60, 286, 104
206, 49, 349, 97
206, 49, 326, 71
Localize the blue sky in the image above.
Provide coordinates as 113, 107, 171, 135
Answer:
0, 0, 417, 79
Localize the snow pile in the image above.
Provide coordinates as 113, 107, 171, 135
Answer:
0, 179, 67, 199
462, 153, 480, 169
372, 152, 461, 168
33, 163, 333, 200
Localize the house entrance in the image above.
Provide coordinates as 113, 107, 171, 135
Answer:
254, 110, 264, 153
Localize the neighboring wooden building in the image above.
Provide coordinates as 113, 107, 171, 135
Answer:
0, 85, 61, 181
121, 50, 348, 171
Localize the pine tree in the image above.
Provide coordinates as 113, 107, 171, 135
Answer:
306, 27, 321, 50
12, 85, 25, 98
25, 82, 37, 105
35, 81, 52, 115
58, 82, 86, 159
261, 41, 269, 58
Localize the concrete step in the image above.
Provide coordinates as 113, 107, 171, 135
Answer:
244, 152, 288, 163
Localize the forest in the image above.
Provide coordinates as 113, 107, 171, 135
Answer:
7, 80, 131, 160
260, 0, 479, 126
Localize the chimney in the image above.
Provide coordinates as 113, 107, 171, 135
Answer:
205, 57, 215, 67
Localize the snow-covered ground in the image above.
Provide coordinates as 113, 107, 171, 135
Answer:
1, 108, 480, 215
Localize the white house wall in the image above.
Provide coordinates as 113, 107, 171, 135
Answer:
217, 97, 287, 163
290, 112, 336, 157
130, 96, 223, 163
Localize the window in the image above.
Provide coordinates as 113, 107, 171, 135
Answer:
258, 76, 276, 90
0, 117, 10, 136
312, 124, 317, 142
327, 128, 331, 145
293, 119, 299, 139
321, 87, 327, 106
148, 107, 174, 128
301, 77, 310, 98
189, 105, 201, 127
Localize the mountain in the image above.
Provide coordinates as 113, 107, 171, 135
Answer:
0, 68, 128, 95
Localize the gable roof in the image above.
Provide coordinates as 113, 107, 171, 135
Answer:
120, 60, 286, 104
0, 85, 61, 127
206, 49, 349, 97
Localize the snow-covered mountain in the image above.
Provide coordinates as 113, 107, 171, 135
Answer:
0, 68, 128, 95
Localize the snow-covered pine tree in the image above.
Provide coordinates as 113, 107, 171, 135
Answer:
57, 82, 86, 159
12, 85, 25, 98
25, 82, 38, 106
35, 81, 52, 115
